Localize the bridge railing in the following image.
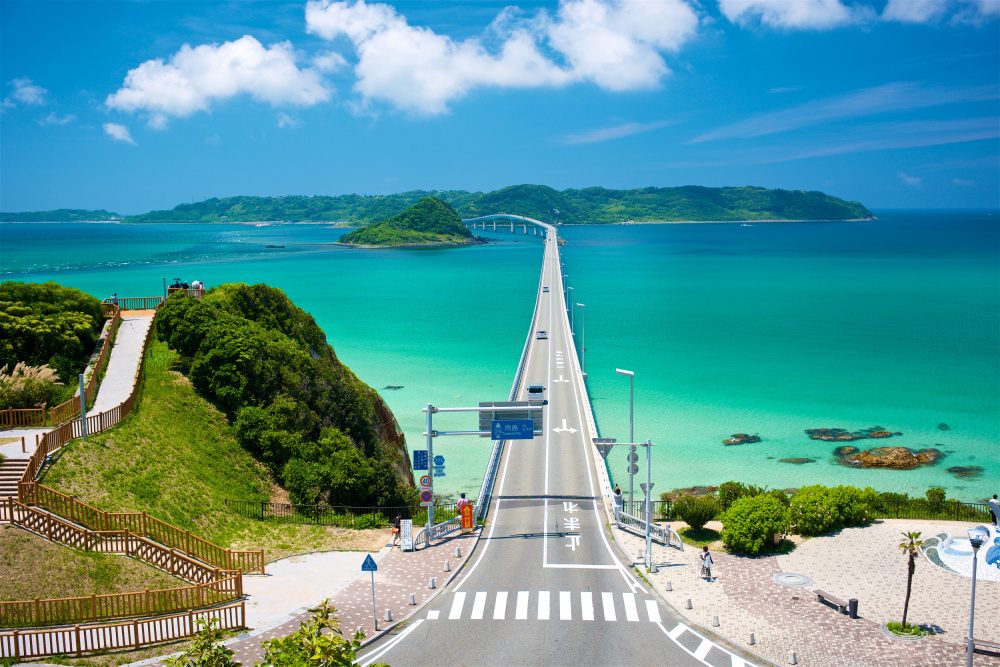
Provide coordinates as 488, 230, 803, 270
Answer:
414, 515, 463, 548
615, 507, 683, 551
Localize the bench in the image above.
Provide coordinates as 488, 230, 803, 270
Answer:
815, 590, 849, 614
967, 638, 1000, 652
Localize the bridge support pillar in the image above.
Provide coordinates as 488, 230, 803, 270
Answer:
492, 221, 496, 230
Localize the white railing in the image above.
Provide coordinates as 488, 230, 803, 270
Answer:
414, 515, 463, 548
615, 507, 683, 551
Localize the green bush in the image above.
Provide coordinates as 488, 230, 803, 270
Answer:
721, 495, 789, 555
352, 513, 386, 530
926, 487, 946, 508
718, 480, 766, 507
790, 485, 877, 536
674, 495, 718, 530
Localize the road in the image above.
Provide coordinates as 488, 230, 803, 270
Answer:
360, 223, 757, 667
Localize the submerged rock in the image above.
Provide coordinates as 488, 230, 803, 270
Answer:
946, 466, 983, 479
938, 423, 950, 430
663, 485, 718, 499
806, 426, 900, 441
724, 433, 761, 445
780, 458, 816, 465
833, 446, 860, 457
838, 446, 943, 470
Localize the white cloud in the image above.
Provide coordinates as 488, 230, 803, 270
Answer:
313, 51, 347, 72
205, 134, 222, 145
882, 0, 949, 23
103, 122, 136, 145
305, 0, 700, 115
951, 0, 1000, 24
277, 112, 301, 128
691, 82, 999, 142
717, 0, 873, 29
40, 112, 76, 125
952, 177, 975, 185
3, 77, 47, 109
769, 86, 800, 93
106, 35, 330, 127
898, 172, 922, 186
562, 120, 674, 144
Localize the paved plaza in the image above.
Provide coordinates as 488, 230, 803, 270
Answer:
614, 518, 1000, 667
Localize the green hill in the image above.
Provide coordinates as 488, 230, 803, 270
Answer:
1, 209, 121, 222
338, 197, 476, 246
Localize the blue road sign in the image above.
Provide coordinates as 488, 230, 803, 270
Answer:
413, 450, 428, 470
433, 455, 445, 466
434, 469, 446, 478
491, 419, 534, 440
361, 554, 378, 572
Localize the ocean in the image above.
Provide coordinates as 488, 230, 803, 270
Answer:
2, 210, 997, 502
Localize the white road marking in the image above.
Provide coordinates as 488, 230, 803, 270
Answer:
426, 610, 440, 620
515, 591, 529, 619
538, 591, 550, 620
581, 592, 594, 621
560, 591, 571, 620
566, 535, 581, 551
693, 640, 712, 660
601, 592, 616, 621
543, 563, 617, 569
645, 599, 661, 623
493, 591, 508, 620
564, 517, 580, 530
552, 418, 578, 434
359, 618, 424, 667
731, 656, 748, 667
448, 592, 466, 620
562, 501, 579, 512
471, 591, 487, 620
623, 593, 639, 622
667, 623, 686, 639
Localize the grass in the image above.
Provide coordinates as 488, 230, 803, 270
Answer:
886, 621, 933, 637
0, 524, 183, 602
678, 527, 721, 549
43, 340, 389, 561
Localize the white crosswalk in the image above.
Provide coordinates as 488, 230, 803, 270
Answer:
429, 591, 663, 623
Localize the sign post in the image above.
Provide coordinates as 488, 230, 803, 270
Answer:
400, 519, 413, 551
461, 504, 474, 533
361, 554, 378, 631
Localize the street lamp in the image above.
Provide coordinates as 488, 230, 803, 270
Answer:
575, 303, 586, 378
966, 525, 990, 667
616, 368, 634, 508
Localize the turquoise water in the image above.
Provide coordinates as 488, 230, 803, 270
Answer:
2, 212, 997, 502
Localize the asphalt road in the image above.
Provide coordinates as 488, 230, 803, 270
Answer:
359, 225, 758, 667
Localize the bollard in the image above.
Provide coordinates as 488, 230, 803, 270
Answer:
455, 547, 462, 558
665, 581, 673, 591
685, 599, 692, 610
848, 598, 858, 619
788, 650, 798, 665
357, 626, 363, 636
409, 593, 416, 605
444, 560, 450, 572
428, 577, 436, 589
712, 615, 719, 627
748, 632, 756, 646
385, 609, 392, 622
650, 563, 658, 573
638, 549, 644, 560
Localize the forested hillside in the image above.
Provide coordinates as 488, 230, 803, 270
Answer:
1, 209, 121, 222
108, 185, 872, 225
339, 197, 474, 246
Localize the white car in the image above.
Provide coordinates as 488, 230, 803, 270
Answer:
543, 286, 549, 292
536, 330, 548, 339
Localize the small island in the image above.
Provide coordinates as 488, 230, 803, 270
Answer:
337, 197, 485, 248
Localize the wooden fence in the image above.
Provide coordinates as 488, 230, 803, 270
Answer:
26, 484, 264, 574
0, 407, 45, 429
0, 601, 245, 659
113, 296, 165, 311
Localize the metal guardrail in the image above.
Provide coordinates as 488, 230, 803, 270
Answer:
615, 507, 683, 551
414, 515, 463, 548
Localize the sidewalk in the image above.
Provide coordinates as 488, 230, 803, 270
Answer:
223, 530, 480, 665
88, 313, 154, 416
613, 519, 1000, 667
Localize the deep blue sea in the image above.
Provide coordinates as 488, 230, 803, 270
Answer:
2, 210, 997, 502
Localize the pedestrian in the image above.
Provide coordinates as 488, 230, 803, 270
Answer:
992, 494, 998, 526
613, 484, 623, 510
111, 292, 118, 306
457, 493, 471, 509
392, 514, 402, 546
700, 546, 714, 581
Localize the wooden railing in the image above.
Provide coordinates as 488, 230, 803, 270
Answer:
25, 484, 265, 574
110, 296, 164, 311
0, 600, 245, 659
0, 407, 45, 429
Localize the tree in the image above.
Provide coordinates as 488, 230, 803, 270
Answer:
257, 600, 379, 667
163, 618, 241, 667
899, 531, 924, 629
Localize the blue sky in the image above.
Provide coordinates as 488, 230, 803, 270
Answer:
1, 0, 997, 214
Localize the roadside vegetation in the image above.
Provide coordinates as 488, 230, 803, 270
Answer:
0, 281, 105, 409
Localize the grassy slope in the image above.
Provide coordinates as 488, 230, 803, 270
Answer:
44, 340, 388, 561
0, 524, 183, 601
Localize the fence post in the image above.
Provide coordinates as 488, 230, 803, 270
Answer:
70, 495, 75, 524
259, 549, 265, 574
12, 629, 19, 660
142, 510, 147, 536
198, 582, 203, 609
133, 619, 140, 649
171, 549, 177, 575
91, 594, 97, 621
226, 548, 232, 571
34, 597, 40, 625
47, 512, 53, 541
145, 589, 150, 615
75, 624, 81, 657
188, 609, 194, 636
186, 529, 191, 556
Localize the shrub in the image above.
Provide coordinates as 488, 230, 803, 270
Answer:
0, 362, 64, 409
926, 487, 946, 507
789, 486, 841, 536
721, 495, 789, 555
766, 488, 790, 507
718, 480, 766, 507
674, 495, 718, 530
352, 513, 386, 530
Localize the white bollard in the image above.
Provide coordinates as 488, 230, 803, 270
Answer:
748, 632, 756, 646
685, 599, 692, 610
409, 593, 416, 605
444, 560, 451, 572
357, 626, 363, 636
712, 615, 719, 627
650, 563, 658, 573
385, 609, 392, 622
665, 581, 673, 591
428, 577, 436, 589
788, 650, 797, 665
455, 547, 462, 558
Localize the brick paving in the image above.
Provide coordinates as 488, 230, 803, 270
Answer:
225, 530, 480, 665
614, 519, 1000, 667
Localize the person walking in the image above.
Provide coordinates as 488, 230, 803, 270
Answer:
613, 484, 623, 510
700, 546, 714, 581
391, 514, 402, 547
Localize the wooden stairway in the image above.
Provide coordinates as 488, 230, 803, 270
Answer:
0, 458, 29, 500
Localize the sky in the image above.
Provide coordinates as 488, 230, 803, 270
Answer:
1, 0, 998, 214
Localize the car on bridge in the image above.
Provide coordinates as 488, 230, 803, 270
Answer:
535, 330, 548, 339
527, 383, 545, 404
543, 286, 549, 292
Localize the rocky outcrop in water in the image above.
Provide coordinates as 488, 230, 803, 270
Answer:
836, 446, 943, 470
806, 426, 900, 441
946, 466, 983, 479
724, 433, 761, 445
779, 458, 816, 465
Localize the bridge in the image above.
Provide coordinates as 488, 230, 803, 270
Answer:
360, 216, 744, 666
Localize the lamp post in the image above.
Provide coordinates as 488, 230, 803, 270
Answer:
576, 303, 586, 378
616, 369, 634, 509
966, 525, 990, 667
568, 287, 574, 333
643, 439, 652, 570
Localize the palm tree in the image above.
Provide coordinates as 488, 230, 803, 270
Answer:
899, 531, 924, 629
